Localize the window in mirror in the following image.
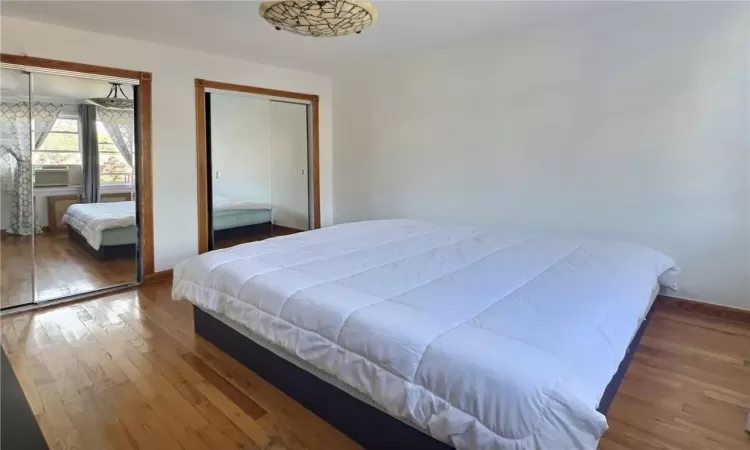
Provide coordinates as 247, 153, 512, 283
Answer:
33, 116, 134, 187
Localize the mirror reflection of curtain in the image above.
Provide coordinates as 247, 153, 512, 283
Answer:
0, 102, 63, 235
96, 107, 134, 168
80, 105, 100, 203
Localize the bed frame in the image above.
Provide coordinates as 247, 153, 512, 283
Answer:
67, 221, 275, 261
193, 304, 655, 449
67, 226, 136, 261
213, 221, 273, 241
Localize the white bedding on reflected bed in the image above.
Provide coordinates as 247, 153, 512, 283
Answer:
62, 196, 271, 250
171, 219, 677, 449
62, 201, 135, 250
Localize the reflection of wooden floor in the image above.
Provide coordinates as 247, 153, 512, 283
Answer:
213, 225, 301, 250
1, 233, 135, 308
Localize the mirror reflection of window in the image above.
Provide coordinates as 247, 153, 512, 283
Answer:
33, 116, 134, 187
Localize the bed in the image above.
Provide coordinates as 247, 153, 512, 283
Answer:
171, 219, 677, 449
62, 196, 272, 260
211, 195, 273, 241
63, 200, 138, 260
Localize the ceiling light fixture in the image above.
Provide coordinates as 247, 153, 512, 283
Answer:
87, 83, 133, 110
259, 1, 377, 37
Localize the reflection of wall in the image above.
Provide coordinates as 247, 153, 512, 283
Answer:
271, 102, 309, 231
209, 95, 309, 231
210, 94, 271, 203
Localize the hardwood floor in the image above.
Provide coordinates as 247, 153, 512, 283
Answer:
0, 235, 34, 309
1, 282, 748, 450
598, 301, 750, 450
213, 226, 301, 250
1, 233, 135, 309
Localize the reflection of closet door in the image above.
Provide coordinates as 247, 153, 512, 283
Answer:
210, 94, 271, 203
0, 68, 35, 310
270, 102, 309, 231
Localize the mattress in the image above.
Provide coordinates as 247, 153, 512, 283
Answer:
197, 282, 660, 445
62, 201, 135, 250
62, 198, 272, 249
214, 209, 271, 231
213, 195, 271, 212
171, 219, 678, 450
100, 225, 138, 247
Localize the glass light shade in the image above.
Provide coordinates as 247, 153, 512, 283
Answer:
87, 83, 133, 110
86, 98, 133, 110
259, 1, 377, 37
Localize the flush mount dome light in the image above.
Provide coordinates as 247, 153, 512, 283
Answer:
87, 82, 133, 110
259, 1, 377, 37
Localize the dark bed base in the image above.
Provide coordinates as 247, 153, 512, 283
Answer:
193, 303, 654, 448
213, 221, 273, 241
194, 306, 451, 449
597, 304, 654, 415
67, 226, 136, 261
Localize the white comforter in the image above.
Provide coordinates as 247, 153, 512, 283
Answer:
172, 219, 677, 449
62, 201, 135, 250
213, 195, 271, 212
62, 197, 270, 250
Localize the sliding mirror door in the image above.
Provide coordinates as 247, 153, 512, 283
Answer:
1, 68, 34, 309
270, 101, 310, 233
208, 92, 274, 249
31, 73, 138, 302
206, 92, 312, 251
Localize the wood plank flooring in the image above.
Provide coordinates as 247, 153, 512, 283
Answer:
213, 226, 301, 250
1, 233, 135, 308
1, 282, 748, 450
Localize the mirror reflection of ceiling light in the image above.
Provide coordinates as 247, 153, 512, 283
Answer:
87, 83, 133, 110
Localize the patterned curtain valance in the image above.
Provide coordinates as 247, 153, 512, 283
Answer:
0, 101, 65, 161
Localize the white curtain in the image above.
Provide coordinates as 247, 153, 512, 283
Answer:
34, 104, 66, 149
0, 102, 63, 235
96, 107, 135, 168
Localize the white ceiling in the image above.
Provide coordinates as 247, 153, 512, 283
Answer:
0, 1, 606, 74
1, 69, 134, 102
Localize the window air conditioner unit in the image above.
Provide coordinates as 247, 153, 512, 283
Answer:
33, 165, 82, 187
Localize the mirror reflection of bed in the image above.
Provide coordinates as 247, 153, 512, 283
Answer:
0, 69, 139, 309
208, 91, 311, 250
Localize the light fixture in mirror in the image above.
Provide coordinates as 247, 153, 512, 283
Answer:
87, 82, 133, 110
259, 1, 377, 37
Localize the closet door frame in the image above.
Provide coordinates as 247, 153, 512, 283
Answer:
194, 78, 321, 255
0, 53, 156, 284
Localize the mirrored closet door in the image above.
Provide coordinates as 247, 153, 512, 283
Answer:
0, 66, 140, 310
1, 68, 34, 309
206, 90, 311, 250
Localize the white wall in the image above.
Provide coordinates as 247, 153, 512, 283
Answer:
0, 16, 334, 271
210, 93, 271, 203
333, 2, 750, 310
270, 101, 310, 231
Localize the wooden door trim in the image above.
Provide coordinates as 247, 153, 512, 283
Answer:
1, 53, 156, 278
195, 78, 321, 254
